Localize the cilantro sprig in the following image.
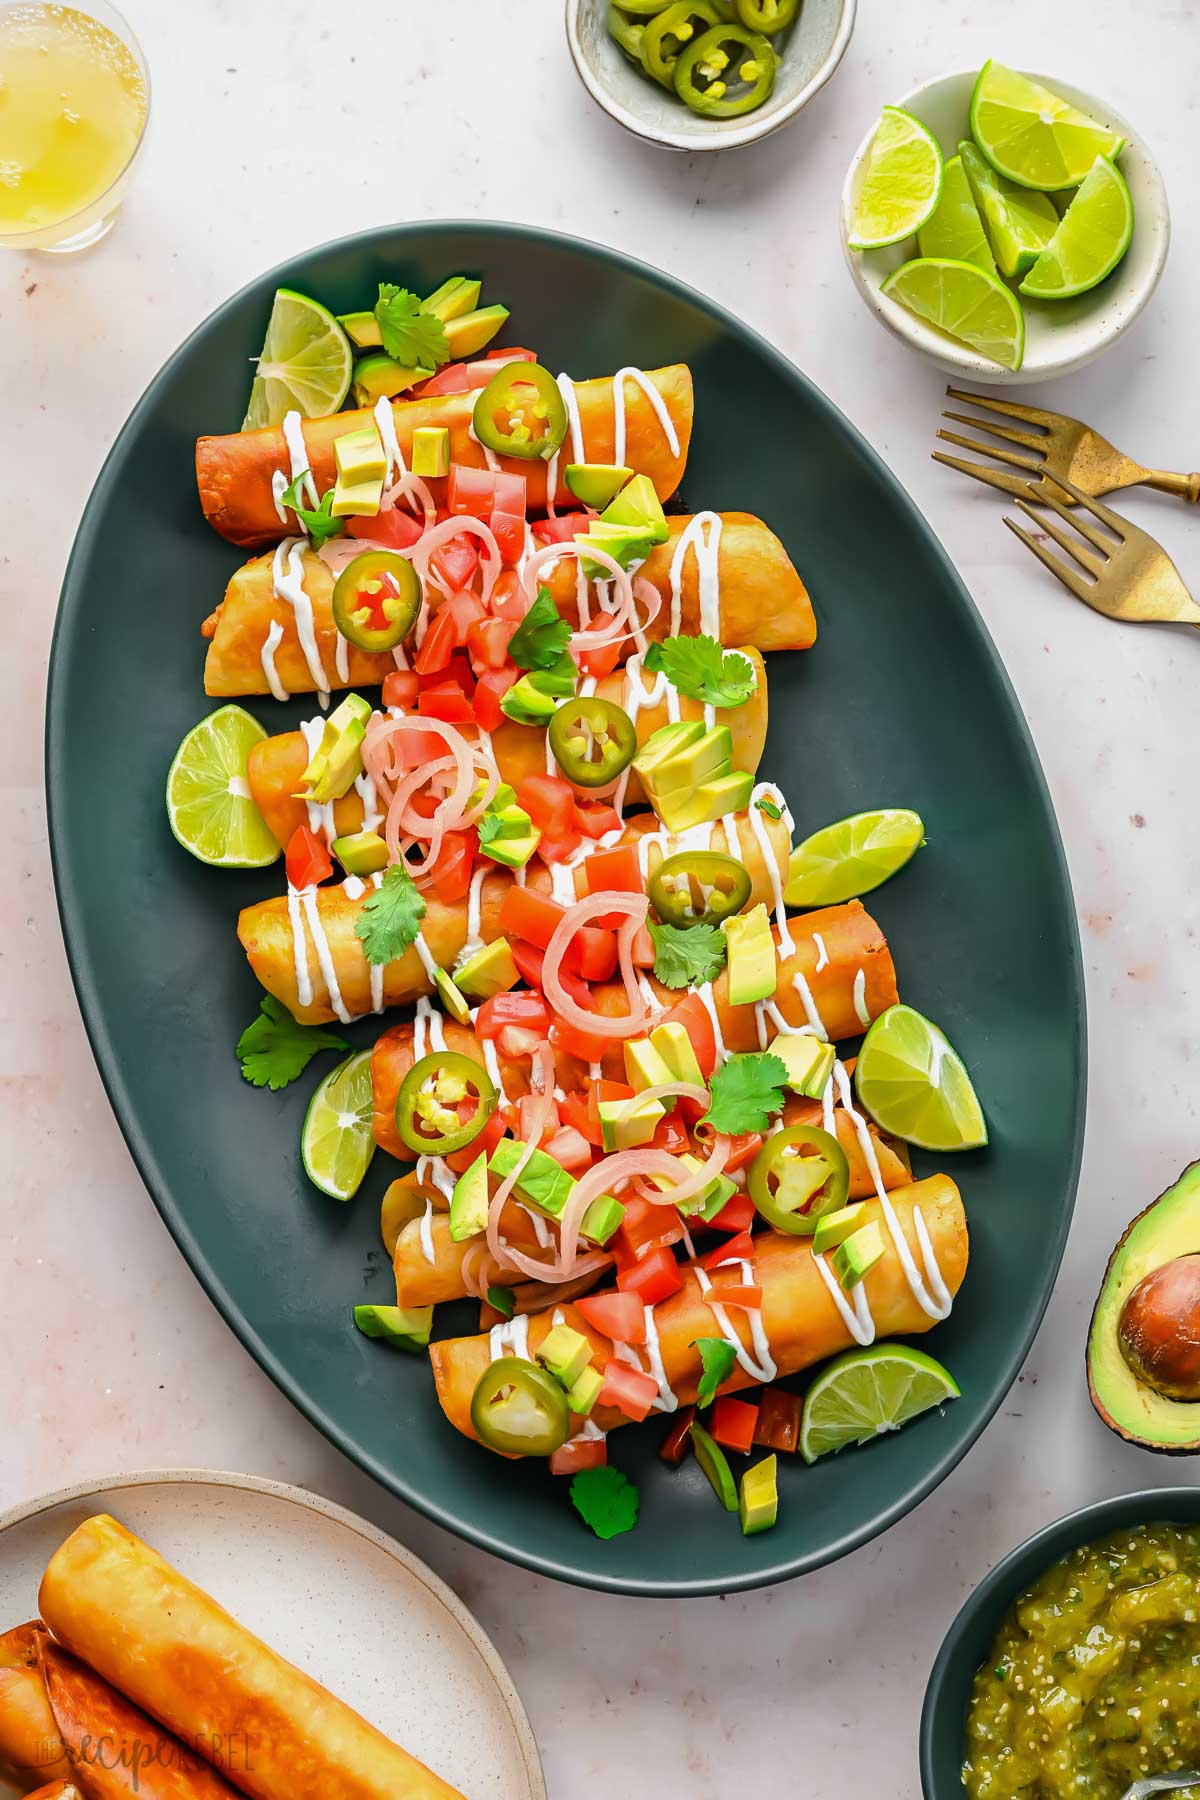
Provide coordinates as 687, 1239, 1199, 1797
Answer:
570, 1465, 640, 1540
649, 920, 726, 990
702, 1051, 790, 1136
692, 1337, 738, 1408
354, 864, 426, 966
280, 471, 345, 551
236, 996, 348, 1092
643, 634, 757, 709
374, 284, 449, 370
507, 588, 573, 672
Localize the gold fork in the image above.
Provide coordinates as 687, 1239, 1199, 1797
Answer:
933, 386, 1200, 505
1003, 474, 1200, 627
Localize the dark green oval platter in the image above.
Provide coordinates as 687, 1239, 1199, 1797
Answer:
46, 222, 1085, 1595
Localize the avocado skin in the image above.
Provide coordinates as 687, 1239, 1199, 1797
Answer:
1087, 1159, 1200, 1455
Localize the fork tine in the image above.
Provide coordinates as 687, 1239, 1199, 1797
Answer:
1003, 514, 1093, 602
1034, 484, 1120, 555
1014, 496, 1104, 577
1042, 472, 1130, 539
941, 408, 1047, 454
931, 450, 1038, 500
936, 428, 1043, 473
945, 385, 1062, 430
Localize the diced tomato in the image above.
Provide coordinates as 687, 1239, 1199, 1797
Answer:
518, 1092, 558, 1145
658, 1405, 697, 1466
347, 509, 424, 550
532, 511, 591, 544
516, 775, 577, 840
469, 348, 538, 378
411, 362, 474, 398
617, 1244, 684, 1306
489, 569, 529, 622
559, 1090, 600, 1149
418, 680, 474, 724
722, 1132, 764, 1174
510, 940, 546, 989
544, 1125, 593, 1172
549, 1437, 607, 1476
538, 831, 583, 864
598, 1359, 659, 1423
426, 830, 475, 905
381, 669, 419, 710
707, 1191, 756, 1234
575, 1290, 646, 1344
444, 1108, 507, 1174
285, 825, 332, 890
710, 1396, 759, 1455
715, 1285, 764, 1310
472, 667, 520, 731
498, 886, 566, 950
660, 994, 717, 1080
490, 510, 525, 567
586, 1080, 632, 1147
492, 472, 527, 519
438, 589, 487, 647
573, 801, 621, 840
446, 465, 495, 519
475, 991, 551, 1040
650, 1112, 690, 1156
549, 1017, 612, 1065
413, 607, 459, 675
377, 725, 447, 769
467, 616, 517, 670
610, 1195, 674, 1272
704, 1231, 755, 1270
631, 926, 655, 968
753, 1386, 804, 1455
573, 926, 617, 983
432, 537, 481, 593
584, 845, 644, 925
576, 611, 624, 680
497, 1024, 546, 1063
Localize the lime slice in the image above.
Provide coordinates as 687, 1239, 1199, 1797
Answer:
302, 1050, 376, 1201
969, 61, 1125, 191
800, 1345, 960, 1463
242, 288, 354, 431
784, 809, 924, 909
880, 257, 1025, 372
916, 154, 996, 274
166, 705, 279, 868
848, 106, 944, 251
1019, 156, 1134, 299
958, 140, 1057, 279
854, 1003, 987, 1152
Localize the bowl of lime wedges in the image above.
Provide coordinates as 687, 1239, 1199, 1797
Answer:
839, 63, 1169, 381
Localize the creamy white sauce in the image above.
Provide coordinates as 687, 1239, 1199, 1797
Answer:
413, 932, 440, 985
853, 967, 871, 1028
298, 716, 337, 845
791, 969, 829, 1041
611, 367, 681, 470
694, 1265, 776, 1382
478, 1030, 507, 1101
418, 1195, 436, 1262
271, 468, 290, 525
667, 509, 722, 638
696, 982, 728, 1063
517, 1202, 554, 1250
272, 537, 330, 702
813, 1246, 876, 1345
281, 410, 318, 507
260, 618, 288, 701
355, 768, 381, 833
813, 932, 829, 973
614, 1306, 677, 1414
467, 415, 501, 474
286, 885, 313, 1009
342, 875, 365, 900
489, 1312, 531, 1361
374, 394, 406, 488
300, 888, 353, 1023
750, 781, 795, 958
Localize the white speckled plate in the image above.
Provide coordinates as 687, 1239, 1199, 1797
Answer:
0, 1469, 545, 1800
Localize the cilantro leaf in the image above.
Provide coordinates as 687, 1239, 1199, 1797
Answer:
354, 864, 426, 966
702, 1051, 790, 1136
236, 996, 348, 1092
692, 1337, 738, 1408
642, 634, 757, 709
280, 471, 345, 551
755, 796, 782, 821
487, 1285, 515, 1320
649, 920, 726, 990
569, 1464, 640, 1540
477, 813, 504, 851
374, 283, 449, 369
507, 587, 572, 672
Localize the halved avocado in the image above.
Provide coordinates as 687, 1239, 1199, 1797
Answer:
1087, 1160, 1200, 1453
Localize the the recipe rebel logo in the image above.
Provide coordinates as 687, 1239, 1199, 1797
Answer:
38, 1729, 256, 1790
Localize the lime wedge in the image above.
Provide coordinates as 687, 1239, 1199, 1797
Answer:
302, 1050, 376, 1201
784, 809, 924, 909
958, 140, 1058, 279
854, 1003, 987, 1152
969, 61, 1125, 191
848, 106, 944, 251
166, 705, 279, 868
916, 154, 996, 274
800, 1345, 960, 1463
1020, 156, 1134, 299
242, 288, 354, 431
881, 257, 1025, 372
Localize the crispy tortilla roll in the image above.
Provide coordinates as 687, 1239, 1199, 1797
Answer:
196, 365, 694, 548
200, 510, 809, 700
238, 808, 794, 1026
430, 1175, 968, 1447
37, 1515, 464, 1800
246, 648, 767, 847
0, 1624, 69, 1788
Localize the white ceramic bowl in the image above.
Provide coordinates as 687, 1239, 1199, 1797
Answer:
840, 68, 1170, 382
566, 0, 856, 153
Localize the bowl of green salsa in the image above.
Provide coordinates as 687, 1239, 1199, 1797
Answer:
922, 1489, 1200, 1799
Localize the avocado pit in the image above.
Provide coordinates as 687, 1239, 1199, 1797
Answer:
1118, 1254, 1200, 1400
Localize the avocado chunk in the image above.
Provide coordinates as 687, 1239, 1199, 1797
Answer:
566, 1365, 605, 1416
444, 304, 509, 358
338, 310, 382, 349
689, 1419, 738, 1511
601, 471, 669, 545
449, 1150, 490, 1242
633, 719, 706, 777
623, 1035, 678, 1108
739, 1454, 778, 1536
455, 939, 520, 998
723, 903, 778, 1007
653, 769, 754, 834
433, 966, 470, 1025
480, 800, 536, 846
351, 354, 431, 406
832, 1222, 885, 1290
573, 520, 654, 577
537, 1323, 593, 1390
330, 476, 384, 519
565, 463, 633, 509
671, 1152, 737, 1220
771, 1034, 835, 1098
580, 1194, 626, 1245
500, 673, 561, 728
421, 275, 482, 322
488, 1140, 575, 1220
812, 1202, 868, 1255
479, 826, 541, 870
334, 424, 388, 488
1088, 1161, 1200, 1451
597, 1094, 665, 1152
650, 1021, 705, 1090
353, 1303, 433, 1352
332, 829, 389, 876
411, 425, 451, 478
646, 725, 734, 796
302, 693, 373, 802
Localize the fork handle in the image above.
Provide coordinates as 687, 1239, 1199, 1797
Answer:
1141, 467, 1200, 503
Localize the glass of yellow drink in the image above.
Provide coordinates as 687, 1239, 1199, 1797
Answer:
0, 2, 148, 252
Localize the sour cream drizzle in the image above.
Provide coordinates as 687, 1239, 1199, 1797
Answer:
852, 967, 871, 1028
489, 1312, 531, 1361
272, 538, 330, 703
615, 1304, 677, 1413
300, 888, 352, 1023
813, 932, 829, 973
612, 367, 681, 470
298, 717, 336, 843
694, 1264, 776, 1382
667, 509, 722, 638
750, 781, 795, 958
260, 619, 288, 700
